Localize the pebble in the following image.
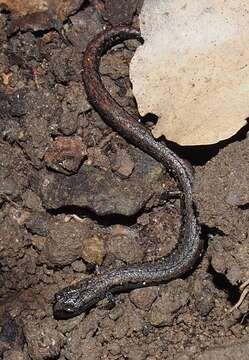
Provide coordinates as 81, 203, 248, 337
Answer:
107, 342, 121, 356
59, 110, 79, 136
0, 176, 19, 199
107, 225, 144, 263
40, 218, 90, 267
82, 235, 106, 265
44, 136, 87, 175
148, 280, 189, 327
127, 346, 147, 360
113, 316, 129, 339
71, 259, 87, 273
25, 212, 48, 236
24, 318, 65, 360
22, 190, 43, 211
109, 305, 124, 321
66, 7, 103, 51
111, 148, 135, 178
129, 287, 158, 311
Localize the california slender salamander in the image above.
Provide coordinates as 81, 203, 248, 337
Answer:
53, 26, 204, 319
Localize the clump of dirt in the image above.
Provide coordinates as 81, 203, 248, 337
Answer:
0, 1, 249, 359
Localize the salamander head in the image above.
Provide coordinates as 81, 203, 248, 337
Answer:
53, 279, 100, 319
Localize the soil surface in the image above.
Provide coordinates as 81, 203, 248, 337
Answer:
0, 1, 249, 359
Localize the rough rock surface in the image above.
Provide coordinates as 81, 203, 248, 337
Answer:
194, 134, 249, 285
38, 149, 165, 216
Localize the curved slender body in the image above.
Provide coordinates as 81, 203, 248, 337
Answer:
53, 27, 204, 319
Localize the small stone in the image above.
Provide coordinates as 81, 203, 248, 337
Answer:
24, 318, 65, 360
59, 81, 91, 136
209, 238, 242, 285
107, 225, 144, 263
44, 136, 87, 175
226, 264, 242, 286
109, 305, 124, 321
71, 336, 102, 360
111, 148, 135, 178
2, 0, 86, 32
113, 316, 129, 339
0, 176, 19, 199
31, 236, 46, 252
86, 148, 110, 170
25, 212, 48, 236
66, 8, 103, 51
175, 355, 191, 360
129, 287, 158, 311
128, 309, 144, 332
82, 235, 106, 265
40, 219, 90, 267
59, 110, 78, 136
193, 277, 215, 317
8, 89, 27, 117
10, 208, 30, 226
224, 192, 244, 207
71, 259, 86, 273
0, 217, 28, 266
50, 47, 82, 84
148, 280, 189, 327
0, 314, 24, 355
55, 84, 66, 97
107, 342, 121, 356
22, 190, 43, 211
127, 346, 147, 360
63, 81, 90, 114
103, 0, 139, 26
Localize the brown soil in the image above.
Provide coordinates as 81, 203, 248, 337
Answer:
0, 2, 249, 359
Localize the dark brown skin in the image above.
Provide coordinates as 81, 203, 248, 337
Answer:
53, 26, 204, 319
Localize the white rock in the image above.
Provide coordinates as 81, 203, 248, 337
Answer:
130, 0, 249, 145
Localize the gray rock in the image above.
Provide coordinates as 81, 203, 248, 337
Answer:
71, 259, 87, 273
0, 177, 19, 199
67, 7, 103, 50
39, 148, 165, 217
25, 212, 48, 236
103, 0, 139, 26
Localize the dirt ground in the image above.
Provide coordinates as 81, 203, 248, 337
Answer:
0, 1, 249, 359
